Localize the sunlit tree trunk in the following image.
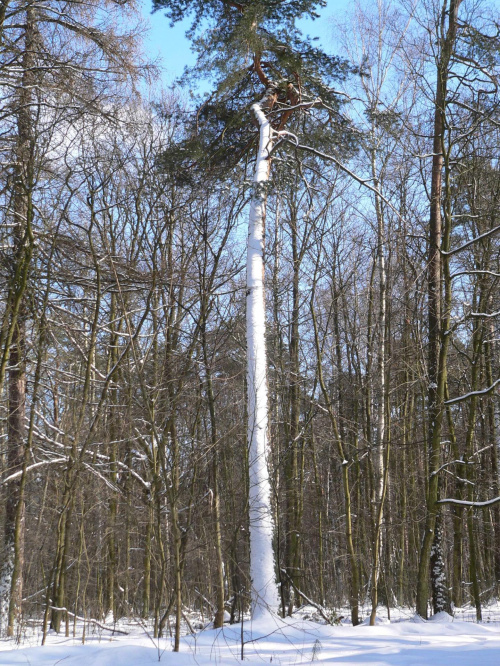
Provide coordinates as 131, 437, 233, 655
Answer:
369, 147, 389, 626
246, 99, 280, 618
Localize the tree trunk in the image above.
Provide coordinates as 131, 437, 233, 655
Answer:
310, 288, 359, 626
246, 100, 280, 618
202, 326, 226, 628
0, 6, 35, 635
2, 320, 26, 636
416, 0, 461, 619
369, 148, 389, 626
285, 204, 301, 614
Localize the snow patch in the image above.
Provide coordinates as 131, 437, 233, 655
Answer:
360, 615, 390, 625
3, 607, 500, 664
429, 611, 453, 623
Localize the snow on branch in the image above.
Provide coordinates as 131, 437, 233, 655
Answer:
1, 458, 67, 485
445, 377, 500, 405
451, 270, 500, 280
430, 459, 473, 477
441, 223, 500, 256
275, 133, 404, 221
470, 310, 500, 318
438, 496, 500, 508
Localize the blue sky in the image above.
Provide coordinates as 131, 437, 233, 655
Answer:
141, 0, 352, 87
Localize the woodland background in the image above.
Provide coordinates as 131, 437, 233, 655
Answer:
1, 0, 500, 644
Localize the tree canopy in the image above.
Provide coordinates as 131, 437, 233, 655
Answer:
154, 0, 355, 177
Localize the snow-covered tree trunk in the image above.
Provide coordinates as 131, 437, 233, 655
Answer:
246, 100, 280, 619
430, 512, 452, 615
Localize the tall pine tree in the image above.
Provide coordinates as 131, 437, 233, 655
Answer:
153, 0, 353, 619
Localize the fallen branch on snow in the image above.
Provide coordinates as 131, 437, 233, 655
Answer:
280, 569, 341, 625
49, 607, 129, 635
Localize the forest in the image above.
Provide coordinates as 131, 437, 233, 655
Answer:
1, 0, 500, 651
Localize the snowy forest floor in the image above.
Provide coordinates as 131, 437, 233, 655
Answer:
2, 605, 500, 665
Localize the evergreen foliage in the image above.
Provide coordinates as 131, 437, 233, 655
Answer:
153, 0, 356, 179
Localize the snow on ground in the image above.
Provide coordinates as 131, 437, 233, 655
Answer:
2, 605, 500, 664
